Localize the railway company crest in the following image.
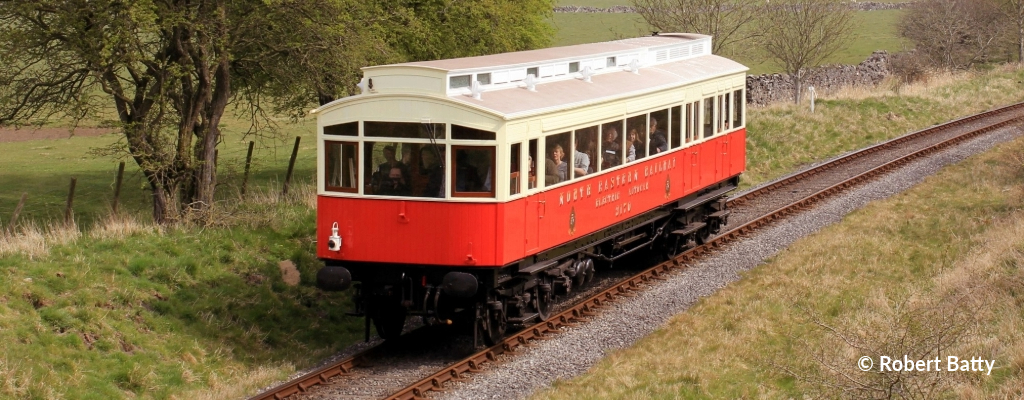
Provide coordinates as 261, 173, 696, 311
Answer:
569, 207, 577, 235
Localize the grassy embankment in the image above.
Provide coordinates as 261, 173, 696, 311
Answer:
534, 69, 1024, 398
0, 117, 370, 399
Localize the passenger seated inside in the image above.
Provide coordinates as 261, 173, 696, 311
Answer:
574, 138, 590, 177
649, 119, 668, 154
546, 144, 567, 185
602, 126, 621, 168
378, 166, 411, 196
626, 128, 645, 161
371, 145, 410, 195
419, 147, 444, 197
527, 155, 537, 189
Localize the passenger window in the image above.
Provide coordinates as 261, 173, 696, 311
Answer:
572, 125, 598, 179
527, 139, 539, 189
362, 142, 445, 198
452, 146, 495, 197
324, 122, 357, 136
718, 94, 727, 133
510, 143, 522, 195
691, 101, 700, 141
325, 141, 358, 193
544, 132, 570, 186
626, 115, 647, 162
416, 144, 446, 198
364, 142, 413, 197
703, 98, 714, 139
670, 106, 682, 149
452, 125, 496, 140
733, 89, 743, 127
600, 120, 624, 170
649, 109, 668, 155
685, 103, 693, 143
364, 121, 444, 139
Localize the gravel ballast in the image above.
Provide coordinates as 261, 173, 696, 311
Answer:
433, 125, 1024, 400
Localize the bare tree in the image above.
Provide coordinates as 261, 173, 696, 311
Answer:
900, 0, 1007, 70
757, 0, 855, 104
632, 0, 761, 56
997, 0, 1024, 62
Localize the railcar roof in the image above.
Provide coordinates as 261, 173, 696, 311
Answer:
450, 54, 746, 118
320, 33, 747, 119
369, 33, 709, 72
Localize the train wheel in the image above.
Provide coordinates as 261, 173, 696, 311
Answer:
482, 301, 507, 346
696, 225, 713, 245
583, 261, 595, 284
371, 305, 406, 340
534, 279, 553, 321
662, 234, 683, 260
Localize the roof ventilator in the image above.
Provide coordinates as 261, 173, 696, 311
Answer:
579, 66, 594, 83
628, 59, 640, 74
524, 74, 537, 92
470, 80, 483, 100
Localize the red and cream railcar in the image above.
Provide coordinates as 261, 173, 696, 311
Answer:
315, 33, 747, 346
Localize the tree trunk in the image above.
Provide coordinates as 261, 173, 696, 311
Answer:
793, 70, 803, 104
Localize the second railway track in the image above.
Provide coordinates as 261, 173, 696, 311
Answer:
248, 102, 1024, 400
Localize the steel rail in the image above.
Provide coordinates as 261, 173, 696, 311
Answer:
731, 102, 1024, 205
384, 106, 1024, 400
246, 349, 372, 400
248, 102, 1024, 400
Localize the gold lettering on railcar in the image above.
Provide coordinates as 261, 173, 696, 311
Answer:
560, 157, 680, 220
559, 184, 593, 206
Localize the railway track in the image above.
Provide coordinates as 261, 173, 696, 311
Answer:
247, 102, 1024, 400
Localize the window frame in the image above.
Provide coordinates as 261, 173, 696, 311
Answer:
324, 140, 359, 193
450, 145, 496, 198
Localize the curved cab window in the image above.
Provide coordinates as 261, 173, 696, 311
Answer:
452, 125, 496, 140
452, 146, 495, 198
364, 142, 446, 198
325, 141, 358, 192
324, 122, 357, 136
365, 121, 444, 139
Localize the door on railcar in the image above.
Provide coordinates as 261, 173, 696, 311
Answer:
719, 140, 729, 182
523, 139, 541, 254
690, 149, 701, 189
525, 194, 543, 253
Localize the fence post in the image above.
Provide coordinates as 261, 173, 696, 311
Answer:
241, 141, 255, 196
64, 177, 77, 225
112, 161, 125, 214
7, 193, 27, 234
282, 136, 301, 196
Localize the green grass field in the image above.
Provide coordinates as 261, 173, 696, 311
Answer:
0, 119, 317, 228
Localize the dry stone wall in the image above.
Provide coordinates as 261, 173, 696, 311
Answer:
746, 51, 891, 106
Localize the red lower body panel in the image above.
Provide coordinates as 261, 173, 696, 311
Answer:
317, 129, 746, 267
